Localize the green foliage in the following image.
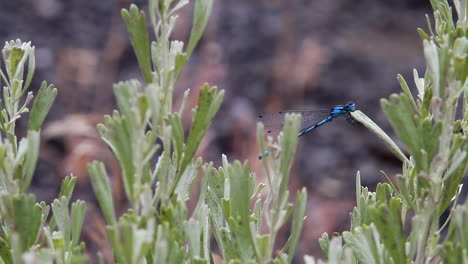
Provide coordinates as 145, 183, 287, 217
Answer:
368, 198, 406, 264
439, 205, 468, 263
343, 225, 391, 264
0, 38, 87, 262
85, 0, 308, 263
186, 0, 213, 61
381, 93, 442, 171
0, 194, 45, 252
351, 111, 410, 164
13, 0, 466, 262
315, 0, 468, 263
192, 114, 306, 263
122, 5, 152, 83
88, 162, 117, 225
29, 81, 57, 131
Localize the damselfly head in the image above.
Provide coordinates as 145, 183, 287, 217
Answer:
345, 102, 356, 111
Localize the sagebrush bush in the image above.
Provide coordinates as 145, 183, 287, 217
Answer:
0, 0, 467, 263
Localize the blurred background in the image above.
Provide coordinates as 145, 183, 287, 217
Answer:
1, 0, 431, 262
